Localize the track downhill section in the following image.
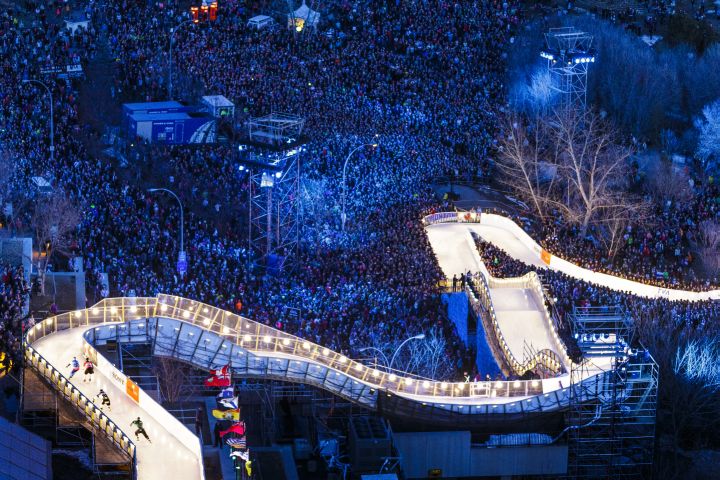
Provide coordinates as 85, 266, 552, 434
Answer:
424, 211, 720, 301
23, 212, 699, 479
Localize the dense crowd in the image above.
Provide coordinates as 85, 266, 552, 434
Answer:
530, 183, 720, 292
474, 236, 720, 356
1, 0, 718, 386
0, 265, 30, 370
1, 0, 523, 380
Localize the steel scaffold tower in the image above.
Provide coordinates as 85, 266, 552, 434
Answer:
248, 153, 301, 272
567, 306, 658, 479
243, 113, 305, 272
541, 27, 596, 109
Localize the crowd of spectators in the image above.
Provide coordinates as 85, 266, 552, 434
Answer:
1, 0, 523, 380
0, 265, 31, 371
533, 184, 720, 292
1, 0, 718, 385
474, 236, 720, 357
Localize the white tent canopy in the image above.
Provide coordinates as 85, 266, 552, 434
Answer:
287, 1, 320, 31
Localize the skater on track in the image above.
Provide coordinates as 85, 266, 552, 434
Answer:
83, 357, 95, 382
66, 357, 79, 378
96, 389, 111, 411
131, 417, 151, 443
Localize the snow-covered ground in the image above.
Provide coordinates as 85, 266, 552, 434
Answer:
490, 288, 559, 366
427, 222, 568, 371
33, 328, 202, 480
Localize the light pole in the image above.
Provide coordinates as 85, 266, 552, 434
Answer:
22, 79, 54, 164
148, 188, 186, 276
358, 347, 390, 371
168, 19, 195, 100
389, 334, 425, 371
341, 139, 378, 232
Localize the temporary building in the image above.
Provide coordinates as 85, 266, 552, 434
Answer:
287, 1, 320, 32
247, 15, 274, 30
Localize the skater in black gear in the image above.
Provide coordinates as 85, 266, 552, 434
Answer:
83, 357, 95, 382
131, 417, 151, 442
96, 389, 111, 411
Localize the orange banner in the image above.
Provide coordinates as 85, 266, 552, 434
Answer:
540, 249, 552, 265
126, 378, 140, 403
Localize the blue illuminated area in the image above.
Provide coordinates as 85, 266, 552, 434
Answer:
3, 0, 719, 478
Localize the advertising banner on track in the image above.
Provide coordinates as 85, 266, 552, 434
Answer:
540, 249, 552, 266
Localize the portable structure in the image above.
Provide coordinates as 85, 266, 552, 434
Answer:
127, 112, 216, 144
201, 95, 235, 119
287, 1, 320, 32
242, 113, 306, 272
567, 306, 658, 479
541, 27, 596, 109
247, 15, 275, 30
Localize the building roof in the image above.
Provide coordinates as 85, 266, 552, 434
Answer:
0, 416, 52, 479
123, 101, 186, 111
130, 112, 192, 122
202, 95, 234, 107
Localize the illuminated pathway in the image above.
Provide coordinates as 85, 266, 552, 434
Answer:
425, 212, 720, 301
21, 211, 690, 478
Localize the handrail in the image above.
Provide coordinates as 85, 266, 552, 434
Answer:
25, 296, 547, 401
467, 274, 564, 377
23, 298, 205, 480
523, 272, 574, 370
23, 295, 636, 426
23, 343, 137, 474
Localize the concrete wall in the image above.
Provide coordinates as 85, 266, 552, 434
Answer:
394, 431, 567, 478
0, 237, 32, 281
0, 415, 52, 479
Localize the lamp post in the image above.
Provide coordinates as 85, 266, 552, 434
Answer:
148, 188, 185, 276
341, 139, 378, 232
22, 79, 54, 164
358, 347, 390, 371
389, 334, 426, 371
168, 19, 195, 100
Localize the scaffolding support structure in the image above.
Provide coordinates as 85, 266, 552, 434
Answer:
567, 306, 658, 479
247, 150, 301, 271
542, 27, 595, 109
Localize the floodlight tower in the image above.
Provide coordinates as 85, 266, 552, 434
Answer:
243, 113, 306, 273
541, 27, 596, 109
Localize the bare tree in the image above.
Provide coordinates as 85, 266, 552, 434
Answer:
693, 220, 720, 277
154, 356, 194, 403
363, 327, 455, 380
497, 113, 559, 221
550, 107, 634, 236
646, 156, 695, 205
32, 193, 80, 295
500, 107, 639, 240
638, 322, 720, 479
694, 98, 720, 172
416, 328, 455, 380
596, 200, 652, 259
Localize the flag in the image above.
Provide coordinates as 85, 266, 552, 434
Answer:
216, 386, 233, 399
229, 449, 249, 461
226, 436, 247, 449
219, 421, 246, 438
219, 395, 238, 409
212, 408, 240, 421
205, 365, 231, 387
